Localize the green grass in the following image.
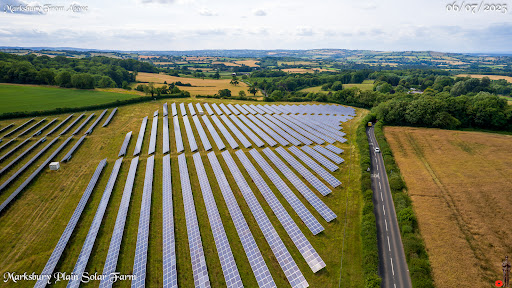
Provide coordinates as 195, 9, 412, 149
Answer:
0, 99, 366, 287
0, 84, 140, 114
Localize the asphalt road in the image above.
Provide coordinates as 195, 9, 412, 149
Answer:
367, 126, 412, 288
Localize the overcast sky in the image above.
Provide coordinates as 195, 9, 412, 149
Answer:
1, 0, 511, 53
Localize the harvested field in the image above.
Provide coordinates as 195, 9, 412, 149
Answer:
234, 60, 259, 67
456, 74, 512, 83
384, 127, 512, 288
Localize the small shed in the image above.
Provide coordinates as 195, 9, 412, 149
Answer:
49, 162, 60, 171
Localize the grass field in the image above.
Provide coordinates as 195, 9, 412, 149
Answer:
136, 72, 262, 96
0, 99, 366, 287
0, 84, 141, 114
300, 80, 374, 93
384, 126, 512, 288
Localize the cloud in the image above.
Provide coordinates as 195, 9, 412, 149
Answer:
296, 26, 314, 36
198, 7, 217, 16
253, 9, 266, 16
139, 0, 176, 3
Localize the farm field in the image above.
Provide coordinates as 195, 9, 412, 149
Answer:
300, 80, 374, 93
0, 99, 365, 287
456, 74, 512, 83
384, 126, 512, 288
136, 72, 262, 96
0, 84, 140, 114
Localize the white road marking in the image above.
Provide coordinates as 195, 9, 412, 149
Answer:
381, 192, 383, 201
387, 236, 391, 251
383, 205, 386, 215
394, 284, 397, 288
391, 258, 395, 276
379, 182, 381, 190
385, 219, 388, 231
376, 165, 379, 170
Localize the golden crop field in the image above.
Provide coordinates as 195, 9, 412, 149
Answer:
234, 60, 260, 67
384, 127, 512, 288
136, 72, 261, 96
281, 68, 334, 73
456, 74, 512, 83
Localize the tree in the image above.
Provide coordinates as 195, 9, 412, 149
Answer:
212, 70, 220, 79
71, 73, 94, 89
230, 76, 239, 86
248, 86, 257, 96
97, 76, 116, 88
218, 89, 231, 97
55, 71, 72, 88
36, 68, 55, 85
144, 82, 156, 97
122, 81, 131, 90
238, 90, 246, 97
331, 81, 343, 91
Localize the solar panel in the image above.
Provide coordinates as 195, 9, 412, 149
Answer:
192, 116, 212, 151
61, 135, 86, 162
227, 103, 240, 115
255, 114, 300, 145
72, 113, 95, 135
211, 115, 238, 149
257, 105, 273, 114
195, 103, 204, 115
203, 103, 215, 115
262, 148, 336, 222
219, 103, 232, 115
180, 103, 187, 116
119, 131, 132, 157
154, 110, 159, 117
2, 118, 34, 138
0, 139, 15, 152
0, 136, 60, 192
162, 154, 177, 288
192, 153, 243, 287
0, 137, 46, 176
234, 104, 248, 115
0, 137, 31, 163
248, 105, 265, 115
301, 146, 339, 172
325, 144, 344, 154
18, 118, 46, 137
173, 116, 184, 153
163, 116, 170, 154
85, 109, 108, 135
275, 147, 331, 196
221, 151, 309, 287
133, 117, 148, 156
163, 103, 169, 116
33, 159, 106, 288
0, 123, 14, 135
293, 116, 346, 143
273, 115, 324, 145
182, 116, 198, 152
102, 107, 118, 127
201, 115, 225, 150
313, 145, 344, 164
206, 152, 276, 288
263, 115, 312, 145
171, 102, 178, 116
264, 105, 280, 114
238, 115, 276, 147
99, 157, 139, 288
148, 113, 158, 155
288, 116, 335, 144
178, 154, 211, 288
248, 149, 324, 233
67, 158, 123, 288
220, 115, 251, 148
188, 103, 196, 116
242, 104, 256, 114
229, 115, 264, 147
132, 155, 155, 288
211, 103, 223, 115
289, 147, 341, 187
59, 114, 85, 136
32, 119, 57, 137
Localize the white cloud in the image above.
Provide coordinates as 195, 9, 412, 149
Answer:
198, 7, 217, 16
296, 26, 314, 36
253, 9, 266, 16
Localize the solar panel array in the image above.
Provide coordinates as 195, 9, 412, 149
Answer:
204, 103, 214, 115
100, 157, 139, 288
118, 131, 132, 157
34, 159, 107, 288
273, 115, 324, 144
0, 137, 31, 163
207, 152, 276, 288
263, 115, 313, 145
195, 103, 204, 115
234, 104, 248, 115
85, 109, 108, 135
162, 154, 177, 288
18, 118, 46, 137
171, 102, 177, 116
325, 144, 344, 154
313, 145, 344, 164
46, 115, 73, 136
133, 117, 148, 156
289, 147, 341, 187
32, 119, 57, 137
67, 158, 123, 288
255, 114, 300, 145
61, 135, 86, 162
3, 118, 34, 138
275, 147, 331, 196
178, 154, 211, 287
163, 103, 169, 116
192, 116, 212, 151
301, 146, 339, 172
289, 116, 335, 144
148, 113, 158, 155
248, 149, 324, 235
188, 103, 196, 116
60, 114, 85, 135
72, 113, 95, 135
222, 151, 308, 288
0, 137, 46, 176
132, 155, 155, 288
180, 103, 187, 116
202, 115, 225, 150
211, 115, 238, 149
236, 150, 326, 273
192, 153, 243, 287
220, 115, 251, 148
219, 103, 232, 115
238, 115, 276, 147
262, 148, 337, 222
229, 115, 264, 147
227, 104, 240, 115
163, 116, 170, 154
0, 123, 14, 135
212, 103, 223, 115
182, 116, 198, 152
0, 139, 15, 152
242, 104, 256, 114
173, 116, 184, 153
102, 107, 118, 127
